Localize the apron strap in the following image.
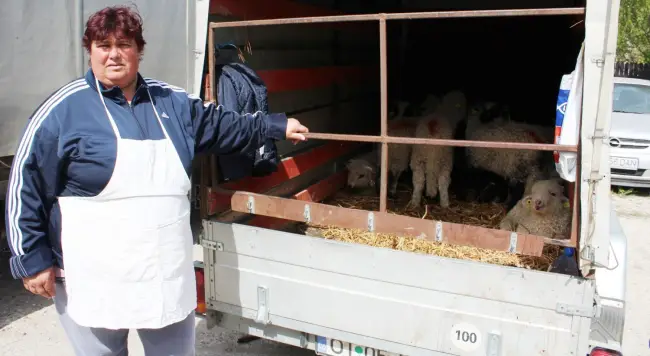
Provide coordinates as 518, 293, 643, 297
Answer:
94, 76, 122, 138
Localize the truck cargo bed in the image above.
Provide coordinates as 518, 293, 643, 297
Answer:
201, 220, 596, 356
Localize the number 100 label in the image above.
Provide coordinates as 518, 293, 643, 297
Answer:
450, 323, 482, 352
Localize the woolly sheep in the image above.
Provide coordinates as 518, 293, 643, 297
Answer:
386, 104, 415, 196
464, 108, 556, 207
499, 179, 571, 239
408, 90, 468, 208
346, 149, 379, 190
449, 101, 511, 204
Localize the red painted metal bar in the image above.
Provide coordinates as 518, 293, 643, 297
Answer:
209, 141, 359, 215
245, 170, 348, 229
257, 66, 374, 93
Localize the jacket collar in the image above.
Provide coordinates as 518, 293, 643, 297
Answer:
85, 69, 148, 104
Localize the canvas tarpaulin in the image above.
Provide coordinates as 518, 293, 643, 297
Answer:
0, 0, 192, 158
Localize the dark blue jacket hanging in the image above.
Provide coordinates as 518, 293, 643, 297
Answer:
214, 44, 280, 181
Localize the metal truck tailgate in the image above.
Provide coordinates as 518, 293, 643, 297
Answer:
202, 220, 596, 356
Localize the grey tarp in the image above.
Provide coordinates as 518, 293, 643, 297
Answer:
0, 0, 193, 158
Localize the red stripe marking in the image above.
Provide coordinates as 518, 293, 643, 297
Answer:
526, 130, 545, 144
553, 126, 562, 163
210, 0, 340, 18
209, 0, 368, 32
427, 120, 439, 135
209, 141, 358, 214
245, 170, 348, 229
258, 66, 374, 94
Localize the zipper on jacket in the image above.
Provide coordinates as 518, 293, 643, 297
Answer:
124, 93, 146, 139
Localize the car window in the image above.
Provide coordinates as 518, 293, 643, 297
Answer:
613, 83, 650, 114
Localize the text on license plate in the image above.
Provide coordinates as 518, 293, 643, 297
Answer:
610, 156, 639, 170
316, 336, 404, 356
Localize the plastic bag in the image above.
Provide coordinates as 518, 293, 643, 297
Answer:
554, 43, 584, 182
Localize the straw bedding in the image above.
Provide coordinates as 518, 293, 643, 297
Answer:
293, 188, 562, 271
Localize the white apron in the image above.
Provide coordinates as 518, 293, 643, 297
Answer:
57, 77, 196, 329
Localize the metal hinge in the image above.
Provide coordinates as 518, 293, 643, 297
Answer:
508, 232, 518, 253
591, 57, 605, 68
304, 204, 311, 223
255, 286, 270, 325
202, 240, 217, 250
580, 245, 596, 263
201, 240, 224, 252
486, 331, 502, 356
247, 196, 255, 214
556, 303, 595, 318
367, 212, 375, 232
435, 221, 443, 242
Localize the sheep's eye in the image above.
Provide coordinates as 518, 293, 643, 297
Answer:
550, 191, 556, 197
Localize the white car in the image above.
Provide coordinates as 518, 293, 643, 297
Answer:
609, 76, 650, 188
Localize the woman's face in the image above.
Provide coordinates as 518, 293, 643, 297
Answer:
89, 34, 140, 89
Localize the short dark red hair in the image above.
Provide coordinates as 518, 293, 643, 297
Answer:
82, 5, 146, 53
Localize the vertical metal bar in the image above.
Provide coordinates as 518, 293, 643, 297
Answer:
379, 17, 389, 213
207, 27, 216, 102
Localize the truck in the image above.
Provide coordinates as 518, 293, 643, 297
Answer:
0, 0, 627, 355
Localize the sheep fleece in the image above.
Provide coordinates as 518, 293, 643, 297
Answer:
410, 116, 454, 207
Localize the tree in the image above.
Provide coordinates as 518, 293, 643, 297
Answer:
617, 0, 650, 63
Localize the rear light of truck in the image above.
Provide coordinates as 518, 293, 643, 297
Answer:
591, 348, 622, 356
194, 265, 207, 314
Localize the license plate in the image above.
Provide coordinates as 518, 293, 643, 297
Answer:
315, 336, 404, 356
610, 156, 639, 171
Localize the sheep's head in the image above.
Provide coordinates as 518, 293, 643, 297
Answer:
468, 101, 510, 124
439, 90, 468, 123
467, 102, 487, 125
521, 179, 569, 215
419, 94, 440, 116
346, 158, 377, 188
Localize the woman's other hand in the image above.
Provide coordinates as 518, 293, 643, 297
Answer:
285, 118, 309, 144
23, 267, 55, 299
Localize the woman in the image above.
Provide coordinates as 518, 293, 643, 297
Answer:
5, 5, 308, 355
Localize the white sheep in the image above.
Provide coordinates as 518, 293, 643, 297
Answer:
346, 149, 379, 190
408, 90, 468, 208
386, 118, 415, 196
499, 179, 571, 239
464, 109, 556, 197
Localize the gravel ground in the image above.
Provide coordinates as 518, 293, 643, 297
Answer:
0, 191, 648, 356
